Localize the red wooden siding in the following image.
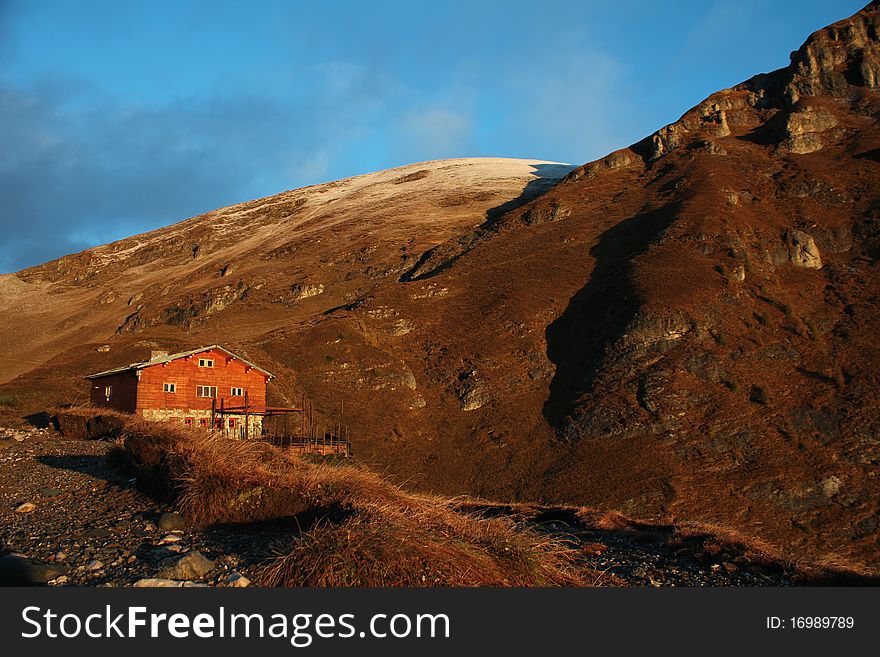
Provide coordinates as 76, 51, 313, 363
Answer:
135, 347, 268, 414
88, 370, 138, 413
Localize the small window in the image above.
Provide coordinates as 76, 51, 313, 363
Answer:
104, 386, 112, 400
231, 387, 243, 397
197, 385, 217, 398
163, 382, 176, 393
183, 418, 194, 427
199, 418, 208, 428
198, 358, 214, 368
228, 418, 236, 429
214, 418, 224, 429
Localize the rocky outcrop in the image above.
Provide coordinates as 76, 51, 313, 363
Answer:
457, 370, 490, 411
782, 105, 840, 154
563, 149, 643, 182
785, 229, 823, 268
290, 283, 324, 300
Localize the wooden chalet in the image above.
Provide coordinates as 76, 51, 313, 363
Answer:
85, 345, 271, 438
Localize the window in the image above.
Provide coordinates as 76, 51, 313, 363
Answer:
230, 387, 243, 397
228, 418, 236, 429
163, 382, 176, 393
104, 386, 112, 400
214, 419, 224, 429
199, 418, 208, 428
198, 358, 214, 368
197, 385, 217, 398
183, 418, 194, 427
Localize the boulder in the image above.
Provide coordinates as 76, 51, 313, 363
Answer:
158, 551, 215, 580
227, 572, 251, 587
157, 511, 187, 531
786, 229, 823, 268
0, 554, 68, 586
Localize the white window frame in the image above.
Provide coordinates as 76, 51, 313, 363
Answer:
197, 385, 217, 398
104, 385, 112, 400
198, 358, 214, 368
230, 387, 243, 397
163, 382, 176, 393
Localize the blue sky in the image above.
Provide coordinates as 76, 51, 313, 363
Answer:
0, 0, 867, 272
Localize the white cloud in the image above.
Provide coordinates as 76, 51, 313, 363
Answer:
389, 106, 474, 164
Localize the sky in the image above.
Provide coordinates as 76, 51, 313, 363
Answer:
0, 0, 868, 272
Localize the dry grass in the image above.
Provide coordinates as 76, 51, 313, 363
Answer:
64, 408, 593, 587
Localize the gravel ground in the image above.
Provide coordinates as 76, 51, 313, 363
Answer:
1, 429, 800, 587
0, 430, 292, 586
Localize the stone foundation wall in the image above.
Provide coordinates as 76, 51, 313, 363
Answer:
140, 408, 263, 437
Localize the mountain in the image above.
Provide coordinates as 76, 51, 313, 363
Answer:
3, 3, 880, 570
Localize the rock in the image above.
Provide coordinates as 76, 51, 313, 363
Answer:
158, 551, 215, 580
53, 551, 67, 562
786, 229, 823, 268
400, 368, 417, 390
0, 554, 68, 586
133, 578, 207, 588
38, 487, 62, 498
157, 533, 182, 545
84, 527, 111, 539
783, 106, 839, 154
96, 344, 111, 352
227, 572, 251, 587
458, 371, 490, 411
49, 575, 69, 585
157, 512, 186, 531
389, 319, 415, 336
86, 560, 104, 571
820, 475, 842, 497
522, 202, 571, 226
14, 502, 36, 513
565, 149, 641, 182
290, 283, 324, 301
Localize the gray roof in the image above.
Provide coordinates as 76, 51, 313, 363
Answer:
85, 345, 273, 380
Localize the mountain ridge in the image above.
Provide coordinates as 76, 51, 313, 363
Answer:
3, 3, 880, 570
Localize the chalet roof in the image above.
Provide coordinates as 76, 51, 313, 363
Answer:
85, 345, 273, 380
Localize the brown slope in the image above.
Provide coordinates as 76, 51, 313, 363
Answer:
382, 1, 880, 566
0, 156, 571, 394
3, 3, 880, 572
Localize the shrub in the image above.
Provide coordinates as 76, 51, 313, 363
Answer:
100, 411, 591, 587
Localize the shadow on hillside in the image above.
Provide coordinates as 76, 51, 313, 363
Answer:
542, 203, 680, 431
854, 147, 880, 162
483, 162, 576, 224
737, 110, 788, 146
400, 162, 576, 282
